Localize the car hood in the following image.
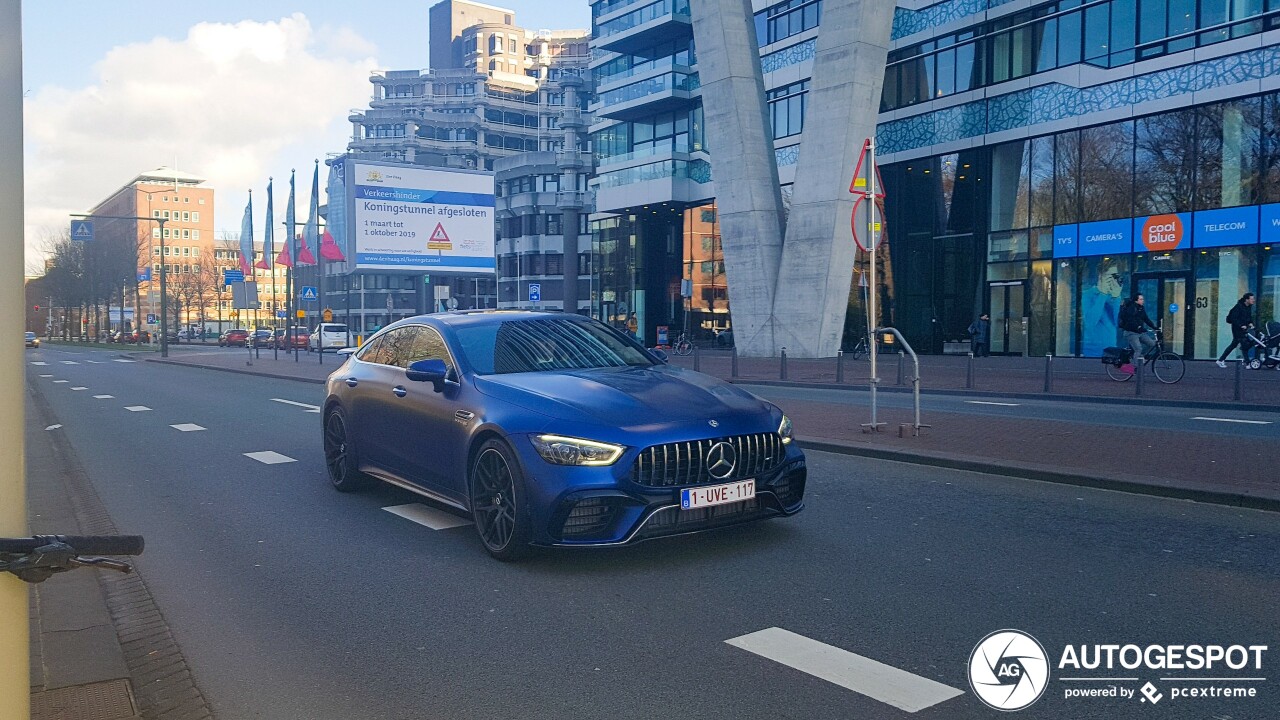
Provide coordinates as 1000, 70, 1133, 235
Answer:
472, 364, 777, 431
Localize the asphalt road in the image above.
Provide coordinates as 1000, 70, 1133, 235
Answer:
25, 345, 1280, 720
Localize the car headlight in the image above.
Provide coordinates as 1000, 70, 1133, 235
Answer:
530, 434, 625, 466
778, 415, 793, 444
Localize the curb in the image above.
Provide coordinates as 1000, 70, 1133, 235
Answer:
796, 437, 1280, 513
146, 357, 325, 385
734, 379, 1280, 415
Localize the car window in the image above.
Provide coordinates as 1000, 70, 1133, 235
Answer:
405, 325, 454, 372
356, 334, 388, 365
379, 327, 419, 368
456, 318, 654, 374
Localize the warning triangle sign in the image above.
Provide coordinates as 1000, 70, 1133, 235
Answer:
427, 222, 453, 250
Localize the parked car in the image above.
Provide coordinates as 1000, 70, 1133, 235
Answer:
308, 323, 349, 352
24, 332, 39, 348
274, 327, 310, 350
218, 329, 250, 347
247, 329, 275, 348
715, 329, 734, 348
322, 311, 806, 560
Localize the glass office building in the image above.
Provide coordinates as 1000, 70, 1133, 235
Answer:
589, 0, 1280, 357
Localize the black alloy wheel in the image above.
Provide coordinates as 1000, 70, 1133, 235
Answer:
324, 407, 367, 492
469, 439, 531, 560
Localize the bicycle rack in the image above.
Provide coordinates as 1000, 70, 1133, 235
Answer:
872, 327, 930, 437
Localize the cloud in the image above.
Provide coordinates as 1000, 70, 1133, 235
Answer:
23, 13, 376, 265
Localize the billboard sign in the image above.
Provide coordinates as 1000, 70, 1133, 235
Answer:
1077, 218, 1132, 257
1136, 213, 1190, 252
1193, 205, 1259, 248
347, 160, 495, 274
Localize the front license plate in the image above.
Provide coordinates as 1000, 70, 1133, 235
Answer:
681, 480, 755, 509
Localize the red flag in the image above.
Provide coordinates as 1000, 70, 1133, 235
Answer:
295, 233, 316, 265
320, 229, 346, 261
275, 241, 293, 268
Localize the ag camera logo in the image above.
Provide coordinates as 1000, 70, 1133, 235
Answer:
969, 630, 1050, 711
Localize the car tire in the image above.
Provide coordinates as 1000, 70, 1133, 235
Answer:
468, 438, 532, 561
324, 406, 369, 492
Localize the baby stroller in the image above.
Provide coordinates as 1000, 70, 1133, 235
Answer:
1242, 322, 1280, 370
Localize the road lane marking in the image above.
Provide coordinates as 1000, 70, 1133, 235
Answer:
1191, 416, 1272, 425
272, 398, 322, 413
244, 451, 296, 465
61, 361, 80, 365
45, 425, 62, 431
30, 361, 48, 366
725, 627, 964, 713
71, 387, 88, 391
965, 401, 1021, 407
171, 423, 206, 432
124, 406, 152, 412
39, 374, 53, 378
113, 359, 137, 363
86, 360, 105, 364
53, 380, 68, 384
93, 395, 114, 399
383, 503, 472, 530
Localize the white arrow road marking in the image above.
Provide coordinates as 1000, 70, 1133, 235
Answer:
383, 503, 472, 530
244, 451, 296, 465
93, 395, 114, 399
272, 398, 322, 413
965, 400, 1021, 407
171, 424, 206, 432
726, 628, 964, 713
124, 406, 152, 412
45, 425, 62, 431
1191, 416, 1272, 425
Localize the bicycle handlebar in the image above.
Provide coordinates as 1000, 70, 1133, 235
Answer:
0, 535, 145, 556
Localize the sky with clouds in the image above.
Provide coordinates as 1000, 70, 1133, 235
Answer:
20, 0, 590, 268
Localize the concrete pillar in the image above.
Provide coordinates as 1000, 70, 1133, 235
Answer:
690, 0, 786, 357
772, 0, 893, 357
0, 2, 29, 716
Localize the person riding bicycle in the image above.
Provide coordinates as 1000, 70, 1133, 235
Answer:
1119, 293, 1157, 368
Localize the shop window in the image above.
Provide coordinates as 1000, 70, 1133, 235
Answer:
1079, 121, 1134, 222
1135, 110, 1196, 214
1080, 255, 1129, 356
1054, 258, 1079, 356
990, 141, 1030, 232
1194, 246, 1259, 358
1054, 132, 1081, 225
1194, 98, 1262, 211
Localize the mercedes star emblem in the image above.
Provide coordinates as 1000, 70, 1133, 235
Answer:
709, 420, 719, 428
705, 441, 737, 480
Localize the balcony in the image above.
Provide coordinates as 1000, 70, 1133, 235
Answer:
594, 0, 692, 55
592, 159, 713, 212
595, 71, 699, 122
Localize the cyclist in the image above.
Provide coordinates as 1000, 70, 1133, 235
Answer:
1119, 293, 1157, 369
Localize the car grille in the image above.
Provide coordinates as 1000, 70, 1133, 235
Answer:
559, 497, 617, 539
636, 499, 767, 539
767, 466, 806, 508
631, 433, 785, 488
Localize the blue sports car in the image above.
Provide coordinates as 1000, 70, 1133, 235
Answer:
323, 311, 806, 560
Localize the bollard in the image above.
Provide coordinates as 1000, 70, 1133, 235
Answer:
896, 350, 905, 386
780, 347, 788, 380
966, 352, 974, 389
836, 350, 844, 383
731, 349, 739, 378
693, 345, 701, 372
1043, 353, 1054, 393
1135, 357, 1145, 396
1235, 359, 1243, 401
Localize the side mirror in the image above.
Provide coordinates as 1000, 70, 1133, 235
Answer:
651, 349, 669, 364
406, 358, 453, 392
336, 347, 356, 358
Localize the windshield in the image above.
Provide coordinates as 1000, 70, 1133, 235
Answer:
25, 332, 35, 338
455, 318, 654, 374
319, 324, 348, 333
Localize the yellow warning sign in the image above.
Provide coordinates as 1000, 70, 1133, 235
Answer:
427, 222, 453, 251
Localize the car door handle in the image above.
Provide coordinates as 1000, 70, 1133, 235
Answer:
392, 386, 407, 398
345, 377, 358, 388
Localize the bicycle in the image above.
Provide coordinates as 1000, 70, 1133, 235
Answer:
0, 535, 144, 583
847, 334, 871, 360
672, 333, 694, 356
1102, 329, 1185, 384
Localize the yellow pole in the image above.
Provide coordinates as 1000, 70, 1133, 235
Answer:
0, 2, 31, 718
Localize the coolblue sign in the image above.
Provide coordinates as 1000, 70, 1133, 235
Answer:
1052, 225, 1078, 257
1077, 218, 1132, 257
1192, 205, 1258, 248
1261, 203, 1280, 243
1134, 213, 1191, 252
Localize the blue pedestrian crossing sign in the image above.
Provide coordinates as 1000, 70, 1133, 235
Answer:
276, 310, 287, 319
70, 220, 94, 242
300, 286, 318, 302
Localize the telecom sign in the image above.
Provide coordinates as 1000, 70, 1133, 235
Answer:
223, 269, 245, 285
528, 283, 541, 302
1193, 205, 1259, 248
300, 286, 318, 302
347, 160, 496, 274
70, 220, 94, 242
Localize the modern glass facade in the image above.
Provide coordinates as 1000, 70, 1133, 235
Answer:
589, 0, 1280, 355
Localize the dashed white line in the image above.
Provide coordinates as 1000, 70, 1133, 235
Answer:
1191, 416, 1272, 425
244, 451, 297, 465
383, 503, 473, 530
93, 395, 115, 399
53, 380, 68, 384
70, 387, 88, 391
171, 423, 206, 432
725, 628, 964, 713
45, 425, 62, 431
30, 361, 48, 366
124, 406, 152, 412
271, 398, 322, 413
60, 361, 80, 365
38, 374, 53, 378
965, 400, 1021, 407
113, 359, 137, 363
86, 360, 105, 364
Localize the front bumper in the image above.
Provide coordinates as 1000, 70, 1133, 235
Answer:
510, 437, 807, 547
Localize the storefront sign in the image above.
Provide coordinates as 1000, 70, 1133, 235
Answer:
1077, 218, 1132, 257
1192, 205, 1259, 248
1136, 213, 1190, 252
1052, 225, 1078, 257
1261, 203, 1280, 244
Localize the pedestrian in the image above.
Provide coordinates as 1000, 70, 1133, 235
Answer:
1216, 292, 1257, 368
967, 313, 990, 357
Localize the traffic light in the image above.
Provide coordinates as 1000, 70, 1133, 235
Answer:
34, 305, 40, 311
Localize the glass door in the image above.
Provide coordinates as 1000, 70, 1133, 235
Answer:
988, 281, 1029, 356
1132, 272, 1190, 356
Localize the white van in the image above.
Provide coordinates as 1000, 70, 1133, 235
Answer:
308, 323, 349, 352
